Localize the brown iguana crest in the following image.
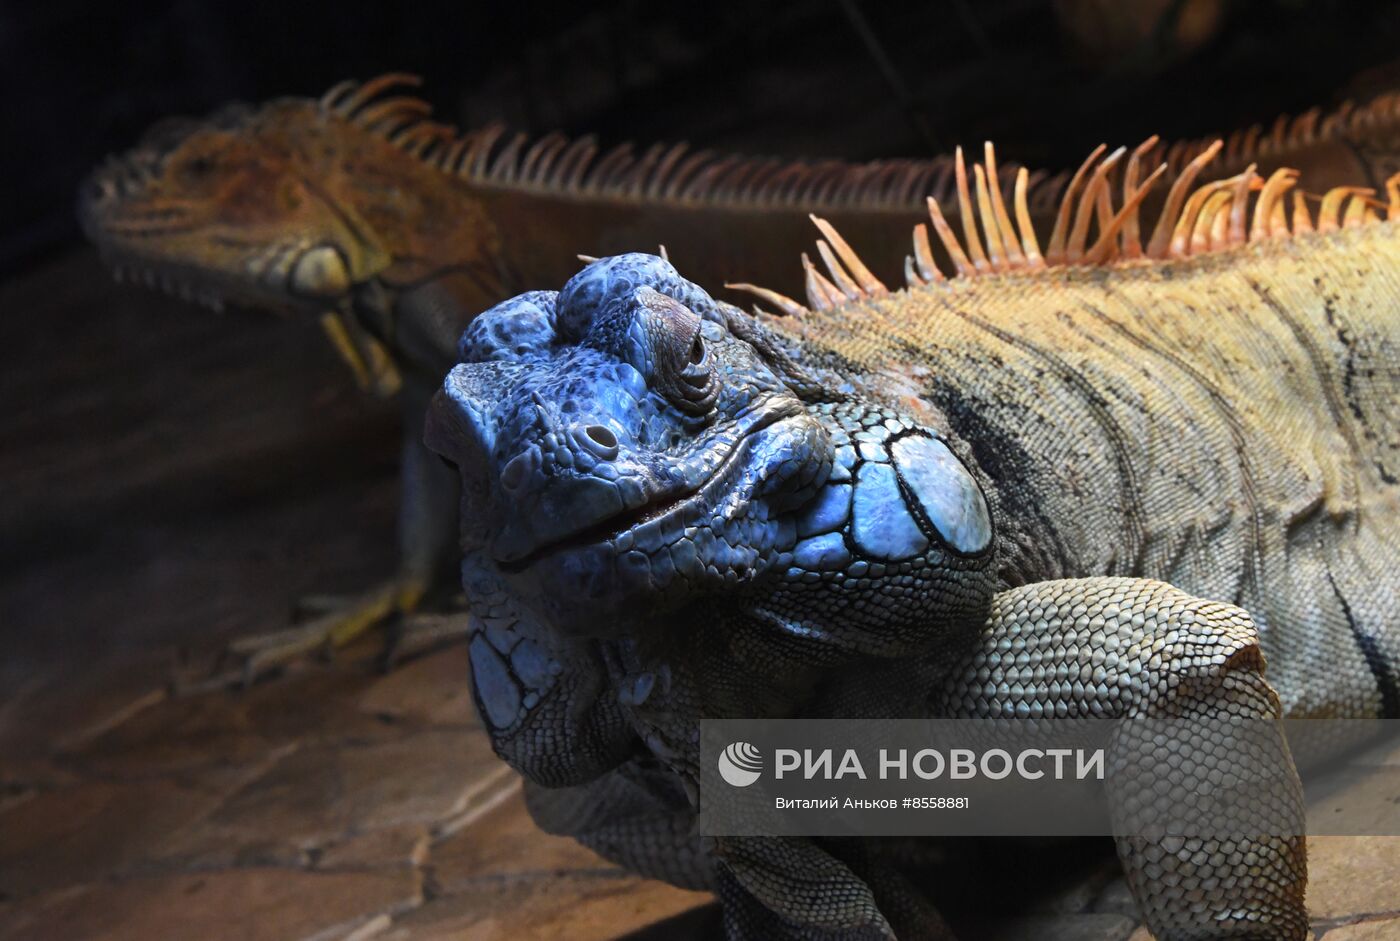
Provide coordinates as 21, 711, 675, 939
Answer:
731, 140, 1400, 316
320, 74, 1400, 223
317, 74, 1063, 212
1166, 91, 1400, 177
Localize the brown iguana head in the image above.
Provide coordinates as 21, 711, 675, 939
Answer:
79, 75, 504, 323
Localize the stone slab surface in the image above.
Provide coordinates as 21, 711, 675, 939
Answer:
0, 644, 716, 940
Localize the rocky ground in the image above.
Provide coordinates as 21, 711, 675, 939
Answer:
1, 251, 1396, 939
0, 640, 716, 940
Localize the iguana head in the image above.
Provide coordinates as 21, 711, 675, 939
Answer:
79, 77, 505, 386
82, 99, 372, 312
427, 253, 998, 655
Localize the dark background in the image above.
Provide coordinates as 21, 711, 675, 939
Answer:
5, 0, 1400, 682
7, 0, 1400, 274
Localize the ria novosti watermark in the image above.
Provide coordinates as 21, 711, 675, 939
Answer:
698, 718, 1400, 838
765, 744, 1106, 782
718, 742, 764, 787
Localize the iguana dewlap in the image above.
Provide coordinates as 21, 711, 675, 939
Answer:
424, 146, 1400, 938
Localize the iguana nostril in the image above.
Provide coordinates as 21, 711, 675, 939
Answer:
575, 424, 620, 461
500, 452, 531, 491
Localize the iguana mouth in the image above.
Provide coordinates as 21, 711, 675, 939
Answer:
91, 240, 352, 316
97, 252, 235, 313
496, 397, 805, 570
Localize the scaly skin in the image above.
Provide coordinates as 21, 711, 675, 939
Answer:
77, 76, 1400, 673
772, 219, 1400, 723
425, 155, 1400, 937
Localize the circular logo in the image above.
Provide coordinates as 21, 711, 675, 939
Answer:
718, 741, 763, 787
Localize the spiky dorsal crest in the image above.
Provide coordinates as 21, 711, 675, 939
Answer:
731, 141, 1400, 316
316, 75, 1066, 211
318, 75, 1400, 220
1160, 91, 1400, 178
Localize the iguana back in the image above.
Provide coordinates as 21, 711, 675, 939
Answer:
756, 152, 1400, 719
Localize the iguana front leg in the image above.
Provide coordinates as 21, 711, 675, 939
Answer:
222, 381, 464, 681
523, 768, 717, 892
935, 577, 1308, 941
226, 275, 487, 681
699, 579, 1304, 941
713, 836, 957, 941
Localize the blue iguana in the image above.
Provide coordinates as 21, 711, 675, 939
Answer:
423, 144, 1400, 938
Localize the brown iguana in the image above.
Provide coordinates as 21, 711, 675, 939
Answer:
78, 73, 1400, 675
76, 75, 1053, 676
422, 146, 1399, 938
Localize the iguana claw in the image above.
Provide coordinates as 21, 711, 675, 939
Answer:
180, 575, 432, 691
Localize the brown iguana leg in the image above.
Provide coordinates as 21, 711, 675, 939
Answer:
203, 385, 463, 687
221, 575, 429, 682
936, 577, 1308, 940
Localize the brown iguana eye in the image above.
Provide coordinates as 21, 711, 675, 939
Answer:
183, 155, 215, 180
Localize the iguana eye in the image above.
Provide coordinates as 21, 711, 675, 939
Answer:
182, 154, 215, 180
672, 331, 717, 412
637, 286, 720, 417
